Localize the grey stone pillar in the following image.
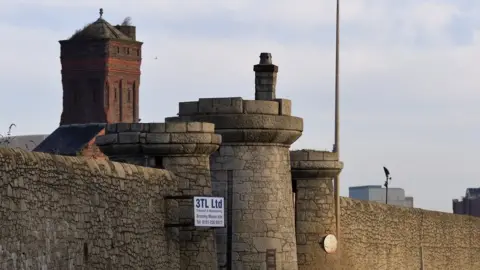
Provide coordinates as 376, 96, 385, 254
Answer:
96, 122, 222, 270
290, 150, 343, 270
167, 54, 302, 269
254, 52, 278, 100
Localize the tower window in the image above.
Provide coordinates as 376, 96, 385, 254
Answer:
136, 49, 140, 57
89, 78, 100, 103
116, 47, 120, 54
114, 88, 117, 100
127, 87, 132, 102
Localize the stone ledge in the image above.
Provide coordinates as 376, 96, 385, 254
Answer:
216, 129, 301, 145
171, 114, 303, 131
290, 150, 338, 161
98, 133, 221, 146
178, 98, 293, 116
100, 143, 220, 156
291, 150, 343, 178
105, 122, 215, 134
96, 122, 222, 157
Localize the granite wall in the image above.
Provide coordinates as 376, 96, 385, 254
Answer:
340, 197, 480, 270
0, 148, 179, 270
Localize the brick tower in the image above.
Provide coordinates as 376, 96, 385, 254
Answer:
59, 9, 142, 125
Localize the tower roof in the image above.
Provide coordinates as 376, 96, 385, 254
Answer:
68, 9, 132, 41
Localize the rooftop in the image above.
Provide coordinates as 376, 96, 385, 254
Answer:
33, 123, 106, 156
68, 8, 132, 41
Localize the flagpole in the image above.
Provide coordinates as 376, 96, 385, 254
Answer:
333, 0, 341, 240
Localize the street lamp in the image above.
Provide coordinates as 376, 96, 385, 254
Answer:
333, 0, 341, 241
383, 166, 392, 204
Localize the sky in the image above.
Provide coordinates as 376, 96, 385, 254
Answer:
0, 0, 479, 213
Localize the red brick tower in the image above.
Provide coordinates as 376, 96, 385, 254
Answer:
59, 9, 142, 125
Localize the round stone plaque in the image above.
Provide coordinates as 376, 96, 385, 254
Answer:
321, 234, 338, 254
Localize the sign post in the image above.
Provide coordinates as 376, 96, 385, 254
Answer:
193, 196, 225, 227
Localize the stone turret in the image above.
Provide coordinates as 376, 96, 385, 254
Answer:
290, 150, 343, 270
95, 122, 221, 270
166, 53, 303, 269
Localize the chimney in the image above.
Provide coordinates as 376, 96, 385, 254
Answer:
115, 25, 136, 40
253, 52, 278, 100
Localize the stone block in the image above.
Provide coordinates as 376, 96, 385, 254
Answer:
95, 134, 118, 145
165, 117, 182, 122
179, 101, 199, 116
116, 123, 131, 132
170, 133, 213, 144
146, 133, 171, 144
198, 98, 213, 113
243, 100, 279, 115
275, 99, 292, 116
290, 150, 309, 161
323, 152, 338, 161
198, 97, 243, 114
202, 123, 215, 133
211, 134, 222, 145
118, 132, 140, 144
166, 122, 187, 133
149, 123, 166, 133
130, 123, 143, 132
106, 123, 117, 133
308, 151, 325, 161
186, 122, 203, 132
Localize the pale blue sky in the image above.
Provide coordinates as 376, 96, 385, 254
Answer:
1, 0, 479, 212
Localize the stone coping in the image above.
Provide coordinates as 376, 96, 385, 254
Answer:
166, 116, 301, 145
290, 150, 338, 161
166, 114, 302, 132
290, 150, 343, 178
105, 122, 215, 134
96, 122, 221, 156
178, 97, 292, 116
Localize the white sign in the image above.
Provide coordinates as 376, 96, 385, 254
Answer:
193, 196, 225, 227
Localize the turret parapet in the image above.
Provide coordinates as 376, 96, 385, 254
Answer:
96, 122, 221, 161
290, 150, 343, 178
171, 97, 301, 145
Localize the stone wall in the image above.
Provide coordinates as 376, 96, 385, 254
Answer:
340, 197, 480, 270
96, 121, 222, 270
0, 148, 178, 270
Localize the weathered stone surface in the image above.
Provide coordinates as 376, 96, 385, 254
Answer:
242, 100, 279, 115
97, 123, 222, 158
216, 129, 301, 144
291, 150, 343, 270
212, 145, 299, 270
162, 155, 218, 270
339, 197, 480, 270
174, 114, 303, 131
98, 121, 221, 270
276, 99, 292, 116
0, 148, 179, 270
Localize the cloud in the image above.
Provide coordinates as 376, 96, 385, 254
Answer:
0, 0, 479, 212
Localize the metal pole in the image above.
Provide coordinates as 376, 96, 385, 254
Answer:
385, 182, 388, 204
333, 0, 341, 240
